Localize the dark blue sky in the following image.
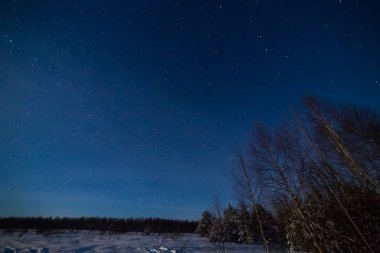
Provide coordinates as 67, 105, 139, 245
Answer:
1, 0, 379, 220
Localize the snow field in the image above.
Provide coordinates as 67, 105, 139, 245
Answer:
0, 230, 269, 253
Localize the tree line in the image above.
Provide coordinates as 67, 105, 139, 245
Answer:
0, 216, 198, 234
198, 96, 380, 253
197, 203, 278, 245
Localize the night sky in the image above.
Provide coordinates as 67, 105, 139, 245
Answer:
1, 0, 379, 220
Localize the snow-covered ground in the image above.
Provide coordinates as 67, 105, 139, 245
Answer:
0, 230, 271, 253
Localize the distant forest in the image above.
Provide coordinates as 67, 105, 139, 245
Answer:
0, 217, 198, 234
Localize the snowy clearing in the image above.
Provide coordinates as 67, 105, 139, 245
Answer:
0, 230, 274, 253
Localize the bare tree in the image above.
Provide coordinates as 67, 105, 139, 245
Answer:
232, 152, 271, 253
304, 96, 380, 194
225, 96, 380, 252
301, 96, 378, 252
211, 195, 226, 253
254, 125, 326, 252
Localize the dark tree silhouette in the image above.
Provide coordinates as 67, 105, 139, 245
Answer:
200, 96, 380, 253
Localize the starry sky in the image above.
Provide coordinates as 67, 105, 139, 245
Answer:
1, 0, 379, 220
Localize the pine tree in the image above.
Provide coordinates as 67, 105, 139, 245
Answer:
237, 203, 253, 244
196, 210, 213, 237
222, 204, 240, 242
251, 204, 276, 244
